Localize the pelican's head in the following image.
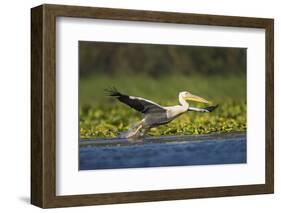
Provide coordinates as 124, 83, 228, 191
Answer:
180, 91, 211, 104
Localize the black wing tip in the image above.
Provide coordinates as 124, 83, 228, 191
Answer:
205, 104, 219, 112
104, 87, 122, 97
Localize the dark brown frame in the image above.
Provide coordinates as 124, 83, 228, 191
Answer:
31, 4, 274, 208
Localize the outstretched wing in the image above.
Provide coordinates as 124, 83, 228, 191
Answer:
203, 104, 218, 112
188, 104, 218, 112
105, 88, 165, 114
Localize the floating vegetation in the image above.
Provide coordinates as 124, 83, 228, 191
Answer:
79, 75, 246, 138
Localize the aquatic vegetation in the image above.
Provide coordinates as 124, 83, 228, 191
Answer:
79, 74, 246, 138
80, 100, 246, 138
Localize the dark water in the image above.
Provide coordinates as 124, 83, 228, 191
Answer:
79, 132, 246, 170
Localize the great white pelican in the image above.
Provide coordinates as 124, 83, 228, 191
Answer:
106, 88, 218, 139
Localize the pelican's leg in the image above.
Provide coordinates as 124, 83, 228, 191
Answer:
139, 125, 150, 137
119, 119, 147, 139
130, 120, 142, 129
126, 122, 144, 138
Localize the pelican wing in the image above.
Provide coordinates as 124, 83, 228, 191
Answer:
107, 88, 165, 114
203, 104, 218, 112
188, 104, 218, 112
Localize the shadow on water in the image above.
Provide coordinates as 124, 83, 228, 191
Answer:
79, 132, 246, 170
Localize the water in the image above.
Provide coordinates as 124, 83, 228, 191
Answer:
79, 132, 246, 170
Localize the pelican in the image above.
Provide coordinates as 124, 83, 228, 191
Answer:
106, 88, 218, 139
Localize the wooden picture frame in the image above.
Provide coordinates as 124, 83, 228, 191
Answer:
31, 4, 274, 208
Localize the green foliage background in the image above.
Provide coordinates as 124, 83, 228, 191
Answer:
79, 42, 246, 138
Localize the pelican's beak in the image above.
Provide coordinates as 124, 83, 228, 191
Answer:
185, 94, 211, 104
